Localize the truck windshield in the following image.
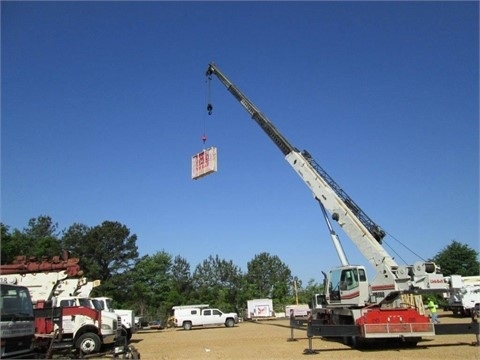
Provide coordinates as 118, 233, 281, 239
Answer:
78, 298, 94, 308
105, 298, 114, 311
0, 284, 34, 321
91, 299, 104, 310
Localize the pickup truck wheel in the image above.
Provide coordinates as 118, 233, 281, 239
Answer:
183, 321, 192, 330
76, 332, 101, 354
225, 318, 235, 328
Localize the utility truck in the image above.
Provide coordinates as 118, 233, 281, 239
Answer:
173, 304, 238, 330
0, 254, 121, 356
0, 283, 35, 358
93, 297, 136, 340
445, 275, 480, 317
205, 63, 480, 346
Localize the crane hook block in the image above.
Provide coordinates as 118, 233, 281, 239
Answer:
207, 103, 213, 115
202, 134, 207, 144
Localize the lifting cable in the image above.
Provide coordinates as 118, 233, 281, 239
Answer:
383, 232, 426, 265
202, 73, 213, 146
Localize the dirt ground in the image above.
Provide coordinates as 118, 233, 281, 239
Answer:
130, 310, 480, 360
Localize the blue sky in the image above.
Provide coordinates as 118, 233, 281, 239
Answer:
2, 1, 478, 285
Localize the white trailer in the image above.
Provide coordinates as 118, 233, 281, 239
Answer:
285, 304, 310, 318
246, 299, 274, 320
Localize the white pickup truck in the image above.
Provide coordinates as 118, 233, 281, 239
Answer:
173, 304, 238, 330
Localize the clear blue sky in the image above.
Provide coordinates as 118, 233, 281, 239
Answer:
2, 1, 478, 284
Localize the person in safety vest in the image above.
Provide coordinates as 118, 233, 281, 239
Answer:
427, 298, 440, 324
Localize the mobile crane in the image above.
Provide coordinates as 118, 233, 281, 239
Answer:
205, 63, 479, 346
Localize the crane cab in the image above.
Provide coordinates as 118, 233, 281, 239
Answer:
326, 266, 370, 308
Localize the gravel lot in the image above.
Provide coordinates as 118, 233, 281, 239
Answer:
130, 311, 479, 360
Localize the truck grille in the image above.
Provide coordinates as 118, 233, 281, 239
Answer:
116, 316, 122, 337
5, 335, 33, 353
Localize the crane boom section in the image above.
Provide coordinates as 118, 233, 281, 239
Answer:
206, 63, 295, 156
286, 151, 397, 270
206, 63, 396, 271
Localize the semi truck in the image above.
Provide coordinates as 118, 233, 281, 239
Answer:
205, 62, 480, 346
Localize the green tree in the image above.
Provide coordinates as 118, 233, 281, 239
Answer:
298, 278, 325, 306
128, 251, 173, 320
192, 255, 243, 312
61, 221, 139, 294
431, 240, 479, 276
168, 255, 193, 306
245, 252, 292, 311
62, 222, 97, 275
1, 216, 62, 263
1, 224, 14, 264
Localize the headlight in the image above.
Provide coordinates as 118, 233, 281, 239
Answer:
101, 323, 112, 330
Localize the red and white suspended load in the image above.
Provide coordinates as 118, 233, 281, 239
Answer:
191, 71, 218, 181
191, 146, 217, 180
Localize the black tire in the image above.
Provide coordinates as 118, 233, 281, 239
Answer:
75, 332, 101, 354
183, 321, 192, 330
225, 318, 235, 328
342, 335, 357, 347
122, 327, 133, 341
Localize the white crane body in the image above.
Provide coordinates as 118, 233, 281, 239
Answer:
205, 63, 479, 345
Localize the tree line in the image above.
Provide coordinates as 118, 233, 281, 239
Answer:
1, 216, 323, 320
1, 215, 478, 322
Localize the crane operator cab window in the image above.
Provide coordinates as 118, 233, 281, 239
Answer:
330, 267, 366, 302
329, 269, 342, 302
340, 269, 359, 291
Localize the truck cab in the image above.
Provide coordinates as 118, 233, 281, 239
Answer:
0, 284, 35, 358
56, 296, 120, 353
326, 266, 370, 307
92, 297, 136, 340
